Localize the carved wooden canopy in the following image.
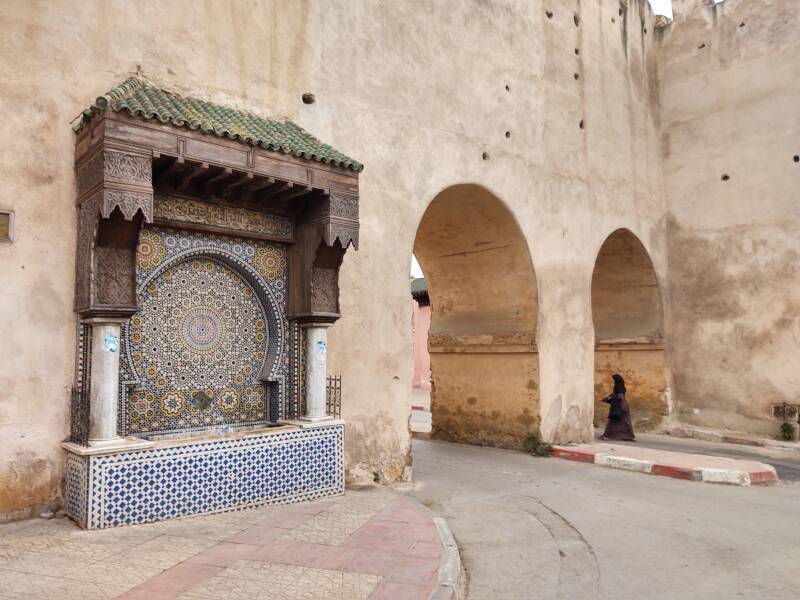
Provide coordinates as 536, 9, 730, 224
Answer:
74, 79, 361, 324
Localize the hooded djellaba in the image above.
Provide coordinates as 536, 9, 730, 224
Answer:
599, 373, 636, 441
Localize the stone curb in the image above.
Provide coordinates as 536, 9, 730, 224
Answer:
551, 446, 778, 486
430, 516, 464, 600
663, 424, 800, 454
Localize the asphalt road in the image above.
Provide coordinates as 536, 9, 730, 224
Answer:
411, 438, 800, 600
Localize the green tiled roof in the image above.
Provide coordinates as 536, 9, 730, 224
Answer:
77, 78, 363, 172
410, 277, 427, 294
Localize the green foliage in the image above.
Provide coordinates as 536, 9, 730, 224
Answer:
780, 421, 795, 441
522, 432, 553, 457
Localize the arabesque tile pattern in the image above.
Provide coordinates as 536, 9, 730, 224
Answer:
0, 487, 444, 600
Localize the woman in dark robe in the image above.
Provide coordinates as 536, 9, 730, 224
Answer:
600, 373, 636, 441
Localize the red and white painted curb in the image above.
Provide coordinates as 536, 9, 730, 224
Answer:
551, 445, 778, 486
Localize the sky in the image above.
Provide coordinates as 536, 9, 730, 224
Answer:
648, 0, 673, 17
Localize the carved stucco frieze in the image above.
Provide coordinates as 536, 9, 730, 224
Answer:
325, 222, 359, 251
77, 150, 152, 199
329, 193, 359, 221
102, 189, 153, 222
94, 246, 135, 305
75, 194, 102, 311
104, 150, 152, 184
154, 195, 292, 240
310, 267, 339, 314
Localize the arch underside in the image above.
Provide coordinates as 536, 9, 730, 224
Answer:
414, 184, 539, 447
591, 229, 667, 431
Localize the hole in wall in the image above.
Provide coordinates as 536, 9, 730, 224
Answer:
698, 43, 706, 49
793, 155, 799, 163
575, 48, 580, 55
619, 7, 624, 17
574, 14, 580, 27
721, 174, 730, 181
643, 27, 648, 34
739, 22, 746, 28
612, 17, 616, 23
505, 131, 511, 139
505, 84, 511, 91
301, 93, 316, 104
546, 10, 553, 19
579, 120, 585, 130
482, 152, 490, 161
574, 73, 580, 80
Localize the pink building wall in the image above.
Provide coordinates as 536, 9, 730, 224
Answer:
412, 300, 432, 390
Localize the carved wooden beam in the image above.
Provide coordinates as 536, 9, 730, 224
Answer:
154, 156, 186, 187
200, 167, 234, 196
175, 162, 210, 193
254, 181, 292, 203
241, 176, 276, 199
222, 172, 254, 199
274, 185, 313, 204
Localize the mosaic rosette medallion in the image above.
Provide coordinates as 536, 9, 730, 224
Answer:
121, 227, 288, 436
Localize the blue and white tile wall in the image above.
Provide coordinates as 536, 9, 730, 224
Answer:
65, 423, 344, 529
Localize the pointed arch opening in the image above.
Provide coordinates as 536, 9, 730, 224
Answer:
591, 229, 667, 431
412, 184, 539, 447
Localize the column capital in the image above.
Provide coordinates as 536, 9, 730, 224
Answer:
299, 322, 334, 329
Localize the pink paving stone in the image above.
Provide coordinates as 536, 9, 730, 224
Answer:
253, 540, 356, 570
186, 542, 262, 567
114, 589, 175, 600
405, 541, 442, 559
396, 521, 439, 542
116, 562, 223, 599
356, 520, 410, 538
345, 530, 416, 554
387, 556, 440, 585
226, 524, 287, 545
342, 549, 403, 576
369, 581, 435, 600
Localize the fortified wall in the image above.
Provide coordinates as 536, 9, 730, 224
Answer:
659, 0, 800, 434
0, 0, 794, 520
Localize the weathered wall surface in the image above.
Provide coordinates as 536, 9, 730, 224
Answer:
658, 0, 800, 435
0, 0, 665, 516
414, 184, 540, 448
594, 346, 667, 430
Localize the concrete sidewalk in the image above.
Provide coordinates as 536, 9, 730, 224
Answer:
552, 442, 778, 485
0, 486, 460, 600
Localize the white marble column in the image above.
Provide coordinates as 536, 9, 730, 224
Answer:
301, 324, 332, 421
87, 320, 126, 446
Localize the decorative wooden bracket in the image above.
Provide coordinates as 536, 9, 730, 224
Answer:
286, 183, 358, 323
74, 109, 360, 324
75, 131, 153, 317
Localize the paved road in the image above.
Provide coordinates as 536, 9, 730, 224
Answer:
620, 433, 800, 482
410, 439, 800, 600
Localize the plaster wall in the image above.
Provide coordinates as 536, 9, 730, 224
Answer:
0, 0, 665, 515
411, 301, 431, 390
658, 0, 800, 435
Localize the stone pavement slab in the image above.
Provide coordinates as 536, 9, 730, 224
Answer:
0, 486, 461, 600
552, 442, 778, 485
